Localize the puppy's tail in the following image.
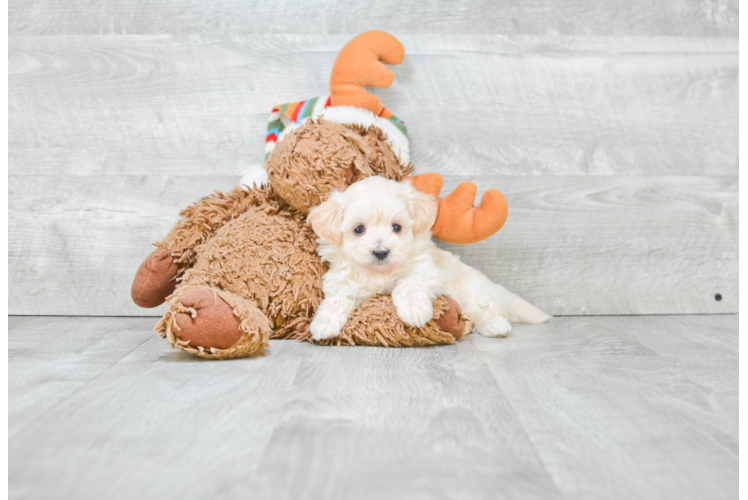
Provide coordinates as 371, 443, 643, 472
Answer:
497, 285, 551, 324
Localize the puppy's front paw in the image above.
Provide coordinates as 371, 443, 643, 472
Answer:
393, 293, 434, 328
310, 314, 344, 341
479, 316, 512, 338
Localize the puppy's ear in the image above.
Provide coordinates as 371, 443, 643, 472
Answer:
307, 192, 345, 244
405, 186, 439, 235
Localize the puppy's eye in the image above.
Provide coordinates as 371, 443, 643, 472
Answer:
392, 224, 402, 233
354, 225, 365, 235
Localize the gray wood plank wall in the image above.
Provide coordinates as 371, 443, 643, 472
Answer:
9, 1, 738, 37
9, 3, 738, 316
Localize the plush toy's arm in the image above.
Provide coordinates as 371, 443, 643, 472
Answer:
156, 186, 269, 267
329, 30, 405, 116
406, 173, 508, 244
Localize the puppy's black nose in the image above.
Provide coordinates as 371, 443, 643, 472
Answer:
372, 248, 389, 260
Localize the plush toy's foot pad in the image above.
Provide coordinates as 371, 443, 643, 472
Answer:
173, 289, 242, 350
437, 296, 467, 339
131, 248, 179, 308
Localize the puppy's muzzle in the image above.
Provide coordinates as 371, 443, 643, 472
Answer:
372, 248, 390, 261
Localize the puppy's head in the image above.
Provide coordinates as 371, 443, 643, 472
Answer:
308, 176, 438, 274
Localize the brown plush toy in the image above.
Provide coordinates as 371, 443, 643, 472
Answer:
130, 31, 509, 359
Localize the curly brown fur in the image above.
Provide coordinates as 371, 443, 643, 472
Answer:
343, 122, 414, 180
171, 192, 325, 328
297, 295, 471, 347
154, 186, 326, 358
156, 187, 273, 268
266, 119, 376, 213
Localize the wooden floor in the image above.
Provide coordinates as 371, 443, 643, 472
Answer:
9, 314, 737, 500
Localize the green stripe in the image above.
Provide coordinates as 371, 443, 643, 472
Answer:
267, 118, 284, 134
387, 114, 408, 137
302, 97, 319, 119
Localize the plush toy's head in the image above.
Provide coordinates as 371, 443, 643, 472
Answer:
266, 117, 411, 214
263, 30, 509, 244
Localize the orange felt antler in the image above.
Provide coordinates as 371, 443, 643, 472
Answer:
329, 31, 405, 116
406, 174, 509, 244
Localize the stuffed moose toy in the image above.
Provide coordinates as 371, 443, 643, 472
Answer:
131, 31, 509, 359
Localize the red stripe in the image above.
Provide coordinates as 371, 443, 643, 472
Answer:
324, 96, 332, 108
290, 100, 305, 121
265, 133, 277, 143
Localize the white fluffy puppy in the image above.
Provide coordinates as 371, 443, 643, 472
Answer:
307, 176, 550, 341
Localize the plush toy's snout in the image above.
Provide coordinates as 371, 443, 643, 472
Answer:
344, 165, 359, 185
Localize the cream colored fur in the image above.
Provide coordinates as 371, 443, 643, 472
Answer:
307, 176, 550, 341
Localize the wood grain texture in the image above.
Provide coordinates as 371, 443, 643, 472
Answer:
8, 0, 738, 37
437, 175, 738, 316
9, 314, 738, 500
249, 334, 558, 500
474, 315, 738, 499
8, 174, 239, 317
8, 316, 155, 438
738, 316, 748, 498
8, 35, 738, 316
8, 174, 737, 316
9, 35, 737, 177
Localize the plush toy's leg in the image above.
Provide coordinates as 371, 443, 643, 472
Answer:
155, 285, 272, 359
307, 295, 472, 347
436, 296, 469, 339
131, 248, 179, 308
132, 186, 272, 310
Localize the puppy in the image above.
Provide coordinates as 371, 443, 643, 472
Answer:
307, 176, 550, 341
